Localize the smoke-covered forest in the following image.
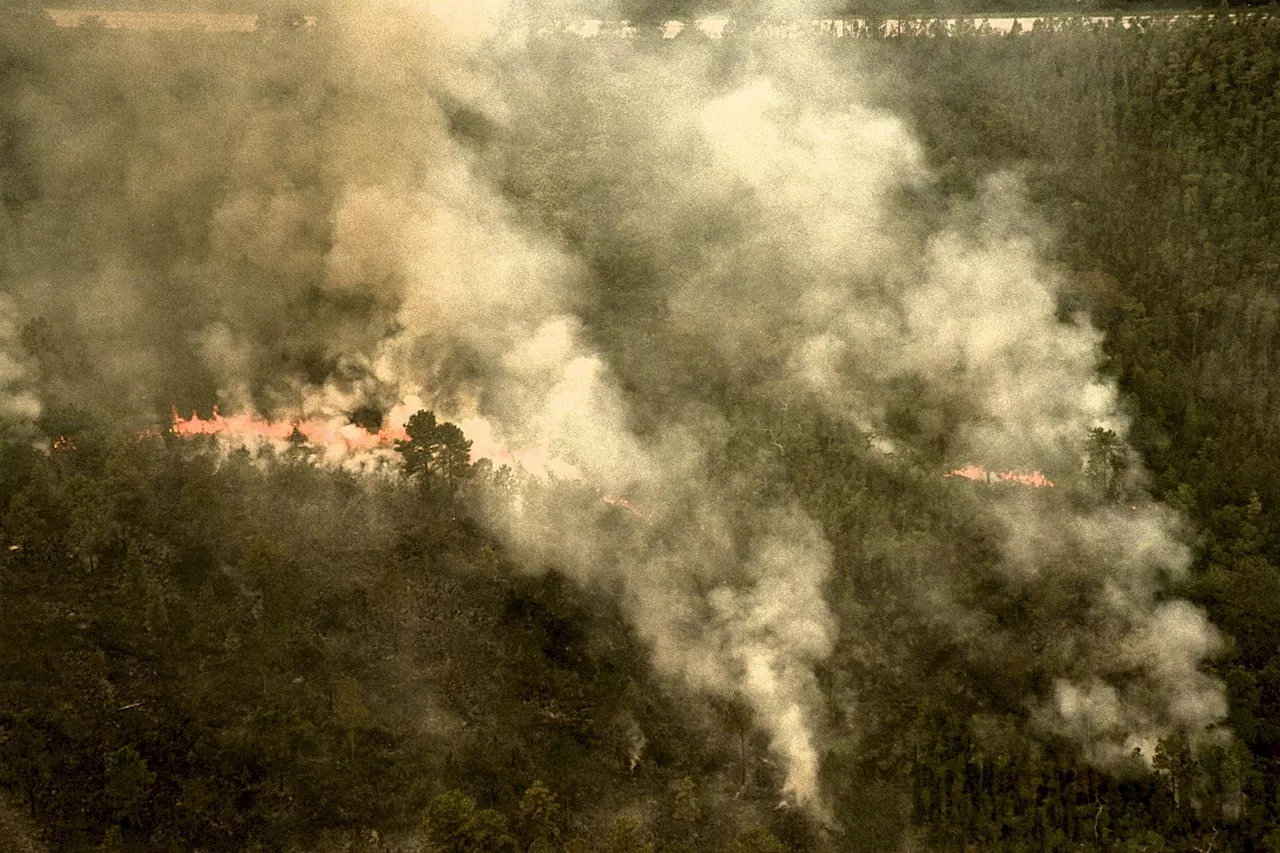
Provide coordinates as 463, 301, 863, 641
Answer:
2, 4, 1280, 852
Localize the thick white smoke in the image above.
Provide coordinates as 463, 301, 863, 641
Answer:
0, 293, 41, 429
0, 0, 1227, 809
213, 0, 1226, 795
357, 92, 841, 804
476, 14, 1222, 778
665, 84, 1225, 758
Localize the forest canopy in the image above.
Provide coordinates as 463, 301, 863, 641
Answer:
1, 5, 1280, 853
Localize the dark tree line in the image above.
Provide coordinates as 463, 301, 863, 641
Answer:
831, 13, 1280, 852
0, 416, 819, 851
5, 10, 1280, 853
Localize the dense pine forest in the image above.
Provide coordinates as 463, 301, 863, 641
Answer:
3, 6, 1280, 853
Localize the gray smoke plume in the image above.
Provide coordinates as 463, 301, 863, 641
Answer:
468, 11, 1225, 776
0, 293, 41, 429
0, 0, 1226, 809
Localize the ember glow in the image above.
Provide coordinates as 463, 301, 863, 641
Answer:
596, 488, 643, 516
946, 463, 1054, 488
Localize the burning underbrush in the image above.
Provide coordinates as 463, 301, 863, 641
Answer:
169, 407, 570, 477
945, 463, 1054, 488
171, 408, 407, 450
0, 0, 1235, 836
167, 406, 644, 516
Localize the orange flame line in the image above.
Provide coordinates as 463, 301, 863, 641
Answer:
168, 409, 645, 512
171, 408, 407, 451
944, 464, 1053, 488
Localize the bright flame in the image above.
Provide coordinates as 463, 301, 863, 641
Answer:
945, 463, 1054, 488
170, 409, 603, 483
996, 469, 1054, 488
169, 408, 647, 516
171, 408, 404, 451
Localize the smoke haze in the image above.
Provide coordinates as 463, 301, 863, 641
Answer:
0, 0, 1226, 811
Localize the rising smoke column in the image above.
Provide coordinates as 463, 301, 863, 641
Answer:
377, 16, 1219, 805
254, 2, 845, 806
0, 0, 1227, 811
0, 294, 41, 431
352, 45, 842, 804
483, 17, 1226, 773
